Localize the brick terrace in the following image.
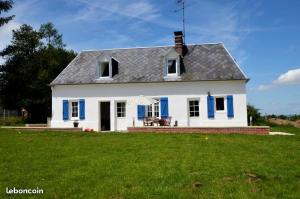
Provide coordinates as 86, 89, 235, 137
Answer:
127, 126, 270, 135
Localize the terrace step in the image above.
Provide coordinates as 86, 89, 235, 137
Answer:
127, 126, 270, 135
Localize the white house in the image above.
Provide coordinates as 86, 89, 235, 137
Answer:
50, 31, 248, 131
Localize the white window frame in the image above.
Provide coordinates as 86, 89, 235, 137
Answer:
146, 104, 153, 117
145, 99, 160, 118
163, 49, 181, 78
98, 58, 112, 79
167, 58, 178, 75
188, 99, 200, 118
154, 100, 160, 117
116, 101, 126, 118
215, 96, 226, 112
100, 61, 110, 77
70, 100, 79, 120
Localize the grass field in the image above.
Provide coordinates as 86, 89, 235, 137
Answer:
0, 126, 299, 199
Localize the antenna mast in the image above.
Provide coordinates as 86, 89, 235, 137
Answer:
176, 0, 186, 43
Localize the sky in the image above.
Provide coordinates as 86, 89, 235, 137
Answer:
0, 0, 300, 115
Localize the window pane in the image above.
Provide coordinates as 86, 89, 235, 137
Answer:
101, 62, 109, 77
189, 100, 199, 117
154, 101, 159, 117
146, 105, 152, 117
216, 98, 224, 111
72, 102, 78, 117
195, 105, 199, 112
190, 106, 195, 112
167, 59, 176, 74
116, 102, 126, 117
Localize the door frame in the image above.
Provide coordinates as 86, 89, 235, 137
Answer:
187, 98, 201, 126
99, 101, 111, 131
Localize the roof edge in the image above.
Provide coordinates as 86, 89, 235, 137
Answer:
50, 52, 82, 85
50, 79, 248, 86
222, 44, 248, 80
80, 43, 223, 52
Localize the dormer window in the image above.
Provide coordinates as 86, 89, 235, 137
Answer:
163, 48, 181, 79
97, 57, 119, 79
165, 57, 180, 77
167, 59, 177, 74
100, 61, 110, 77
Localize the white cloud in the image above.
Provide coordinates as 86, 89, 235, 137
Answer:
63, 0, 159, 23
274, 68, 300, 85
0, 21, 21, 64
0, 21, 21, 51
257, 84, 274, 91
257, 68, 300, 91
0, 0, 40, 53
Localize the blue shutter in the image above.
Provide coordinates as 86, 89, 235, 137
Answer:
137, 105, 145, 120
63, 100, 69, 120
160, 97, 169, 119
227, 95, 234, 118
207, 96, 214, 118
79, 99, 85, 120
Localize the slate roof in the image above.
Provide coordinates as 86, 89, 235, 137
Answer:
50, 43, 248, 85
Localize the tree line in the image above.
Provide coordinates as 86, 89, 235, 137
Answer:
0, 1, 76, 122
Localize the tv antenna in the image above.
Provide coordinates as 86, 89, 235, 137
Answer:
175, 0, 186, 43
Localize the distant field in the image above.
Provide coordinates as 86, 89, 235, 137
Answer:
0, 127, 299, 199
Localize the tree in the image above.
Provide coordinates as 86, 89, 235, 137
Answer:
39, 22, 65, 48
1, 24, 42, 56
30, 46, 76, 121
0, 0, 15, 27
0, 23, 76, 123
247, 104, 262, 125
0, 24, 41, 110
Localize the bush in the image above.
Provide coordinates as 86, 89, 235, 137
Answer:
289, 114, 300, 121
247, 104, 266, 125
0, 116, 25, 126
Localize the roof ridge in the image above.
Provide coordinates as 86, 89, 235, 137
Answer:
81, 43, 223, 52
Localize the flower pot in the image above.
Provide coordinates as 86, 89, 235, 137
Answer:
73, 121, 79, 128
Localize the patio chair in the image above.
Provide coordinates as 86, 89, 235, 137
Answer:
152, 117, 160, 126
143, 117, 153, 126
159, 117, 172, 126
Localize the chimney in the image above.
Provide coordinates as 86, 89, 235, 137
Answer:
174, 31, 185, 56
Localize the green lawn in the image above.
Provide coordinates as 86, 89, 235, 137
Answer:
0, 127, 299, 199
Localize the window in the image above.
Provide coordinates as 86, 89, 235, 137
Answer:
189, 100, 199, 117
167, 59, 177, 74
100, 61, 110, 77
117, 102, 126, 117
154, 101, 159, 117
146, 104, 153, 117
71, 101, 79, 118
146, 100, 159, 117
216, 97, 225, 111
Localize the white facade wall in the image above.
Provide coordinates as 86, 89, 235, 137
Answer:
51, 81, 247, 131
